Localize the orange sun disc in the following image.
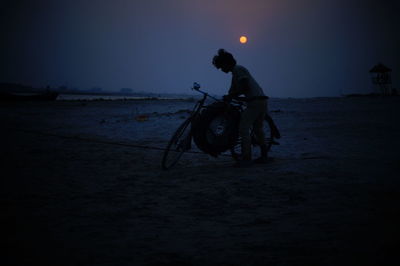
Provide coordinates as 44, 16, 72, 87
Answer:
240, 36, 247, 44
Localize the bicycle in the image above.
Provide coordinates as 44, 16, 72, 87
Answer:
161, 82, 280, 170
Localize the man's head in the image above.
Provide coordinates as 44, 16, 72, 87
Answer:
212, 49, 236, 73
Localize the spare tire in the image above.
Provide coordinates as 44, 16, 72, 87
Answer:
192, 102, 240, 157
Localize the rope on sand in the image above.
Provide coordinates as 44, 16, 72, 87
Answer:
8, 127, 330, 161
10, 127, 231, 156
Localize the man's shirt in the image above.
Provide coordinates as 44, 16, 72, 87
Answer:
229, 65, 265, 98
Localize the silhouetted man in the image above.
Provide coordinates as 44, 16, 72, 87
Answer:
212, 49, 269, 167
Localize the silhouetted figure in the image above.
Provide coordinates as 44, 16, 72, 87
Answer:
212, 49, 269, 167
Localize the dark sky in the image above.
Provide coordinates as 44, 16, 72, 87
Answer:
1, 0, 399, 97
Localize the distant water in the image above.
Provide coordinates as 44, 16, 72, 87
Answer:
57, 94, 157, 101
57, 93, 196, 101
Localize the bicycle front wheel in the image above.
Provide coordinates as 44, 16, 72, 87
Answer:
161, 118, 192, 170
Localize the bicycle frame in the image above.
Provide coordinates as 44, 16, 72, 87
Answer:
161, 84, 217, 169
188, 84, 222, 121
190, 83, 278, 145
161, 82, 280, 169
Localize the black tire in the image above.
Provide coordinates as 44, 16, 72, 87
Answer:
161, 118, 192, 170
192, 102, 240, 157
230, 114, 276, 161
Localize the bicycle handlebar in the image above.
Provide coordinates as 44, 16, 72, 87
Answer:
191, 82, 221, 102
191, 82, 246, 106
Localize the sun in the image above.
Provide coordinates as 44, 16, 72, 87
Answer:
239, 36, 248, 44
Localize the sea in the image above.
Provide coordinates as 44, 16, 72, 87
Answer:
56, 93, 198, 101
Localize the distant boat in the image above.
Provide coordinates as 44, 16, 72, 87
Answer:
0, 91, 59, 101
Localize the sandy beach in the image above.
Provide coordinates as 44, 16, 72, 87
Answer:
1, 97, 400, 265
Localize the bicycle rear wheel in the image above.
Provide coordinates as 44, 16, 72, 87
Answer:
230, 114, 275, 161
161, 118, 192, 170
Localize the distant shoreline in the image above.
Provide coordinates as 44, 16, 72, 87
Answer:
56, 93, 198, 101
344, 93, 398, 98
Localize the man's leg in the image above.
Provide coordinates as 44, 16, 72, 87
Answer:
239, 112, 253, 161
253, 100, 270, 163
253, 118, 268, 158
238, 102, 260, 161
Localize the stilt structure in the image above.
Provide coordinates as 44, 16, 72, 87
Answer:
369, 63, 392, 95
